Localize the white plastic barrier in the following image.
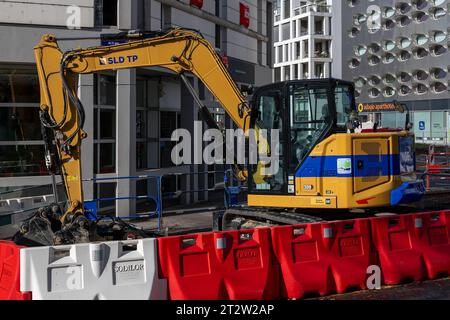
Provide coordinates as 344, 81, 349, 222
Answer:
0, 195, 55, 215
0, 199, 20, 214
20, 239, 167, 300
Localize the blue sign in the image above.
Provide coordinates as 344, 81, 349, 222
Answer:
419, 121, 426, 131
101, 39, 127, 46
84, 201, 98, 221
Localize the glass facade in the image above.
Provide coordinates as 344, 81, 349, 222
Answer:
0, 67, 46, 177
94, 73, 117, 174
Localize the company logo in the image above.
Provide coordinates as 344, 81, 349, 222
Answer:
114, 263, 144, 273
99, 55, 139, 66
357, 102, 398, 113
236, 249, 259, 259
340, 238, 361, 248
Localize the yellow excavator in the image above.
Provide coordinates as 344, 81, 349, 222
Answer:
17, 28, 424, 245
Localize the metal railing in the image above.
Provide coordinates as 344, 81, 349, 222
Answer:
0, 170, 230, 233
422, 152, 450, 192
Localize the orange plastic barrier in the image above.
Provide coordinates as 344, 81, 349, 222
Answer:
371, 215, 426, 285
0, 241, 31, 300
410, 211, 450, 279
271, 219, 374, 299
158, 228, 279, 300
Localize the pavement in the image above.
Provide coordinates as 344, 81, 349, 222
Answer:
132, 210, 215, 235
314, 278, 450, 300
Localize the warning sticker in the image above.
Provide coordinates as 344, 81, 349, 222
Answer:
337, 158, 352, 175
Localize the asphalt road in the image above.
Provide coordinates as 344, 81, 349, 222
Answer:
314, 278, 450, 300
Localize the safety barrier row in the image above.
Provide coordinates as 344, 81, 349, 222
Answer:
0, 239, 167, 300
1, 210, 449, 300
0, 241, 31, 300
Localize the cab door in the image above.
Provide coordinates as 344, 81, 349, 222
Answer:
353, 138, 390, 193
249, 85, 288, 195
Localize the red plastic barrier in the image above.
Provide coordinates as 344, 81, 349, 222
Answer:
271, 219, 374, 299
409, 211, 450, 279
371, 215, 427, 285
0, 241, 31, 300
158, 228, 279, 300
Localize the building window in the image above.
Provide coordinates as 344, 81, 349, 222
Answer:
94, 182, 116, 211
161, 175, 179, 195
295, 42, 300, 59
414, 83, 429, 95
274, 68, 281, 82
430, 44, 447, 56
94, 73, 116, 174
396, 15, 411, 27
293, 64, 298, 79
274, 25, 280, 43
431, 82, 447, 93
0, 67, 46, 178
281, 23, 290, 41
354, 77, 367, 88
382, 40, 395, 51
136, 78, 180, 170
413, 47, 429, 59
136, 78, 156, 170
413, 69, 429, 81
368, 43, 381, 53
160, 140, 177, 168
412, 11, 428, 23
382, 53, 395, 64
348, 58, 360, 68
383, 19, 395, 30
215, 25, 221, 49
368, 75, 382, 86
102, 0, 118, 26
431, 68, 447, 80
354, 45, 367, 56
397, 72, 412, 83
284, 66, 290, 80
413, 0, 428, 10
398, 37, 412, 49
368, 88, 380, 98
430, 7, 447, 20
315, 63, 324, 78
161, 112, 181, 167
399, 85, 412, 96
348, 27, 360, 38
283, 0, 290, 19
383, 7, 395, 18
160, 111, 179, 139
398, 50, 411, 61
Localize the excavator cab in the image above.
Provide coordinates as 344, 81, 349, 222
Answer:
249, 78, 355, 196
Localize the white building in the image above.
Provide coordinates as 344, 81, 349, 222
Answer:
273, 0, 332, 81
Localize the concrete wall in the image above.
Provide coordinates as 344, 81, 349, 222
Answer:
0, 0, 95, 27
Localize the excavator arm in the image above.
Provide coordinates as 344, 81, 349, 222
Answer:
34, 28, 252, 226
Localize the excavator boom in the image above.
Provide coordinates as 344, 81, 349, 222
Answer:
34, 28, 251, 224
